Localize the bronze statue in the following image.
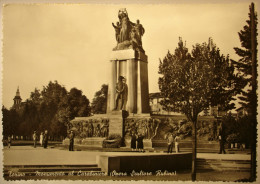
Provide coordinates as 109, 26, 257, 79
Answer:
134, 19, 145, 47
114, 76, 128, 110
112, 9, 145, 52
112, 22, 121, 43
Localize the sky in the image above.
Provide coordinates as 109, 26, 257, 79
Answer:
1, 1, 258, 109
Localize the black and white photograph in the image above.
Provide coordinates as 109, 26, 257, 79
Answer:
0, 0, 259, 183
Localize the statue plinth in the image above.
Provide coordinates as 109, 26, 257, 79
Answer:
107, 49, 149, 114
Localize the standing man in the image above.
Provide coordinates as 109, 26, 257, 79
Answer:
43, 130, 48, 149
33, 131, 37, 148
69, 130, 75, 151
167, 133, 174, 153
218, 133, 226, 154
175, 134, 181, 153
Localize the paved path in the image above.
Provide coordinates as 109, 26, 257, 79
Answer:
3, 146, 251, 165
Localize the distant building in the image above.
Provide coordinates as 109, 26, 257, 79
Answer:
12, 87, 22, 110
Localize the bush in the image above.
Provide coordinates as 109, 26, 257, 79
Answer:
226, 133, 239, 143
102, 134, 122, 148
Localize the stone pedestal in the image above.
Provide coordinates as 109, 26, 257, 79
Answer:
107, 49, 149, 114
107, 113, 123, 137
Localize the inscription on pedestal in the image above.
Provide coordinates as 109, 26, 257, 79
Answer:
108, 114, 123, 136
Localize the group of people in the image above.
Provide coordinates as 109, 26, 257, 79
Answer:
32, 130, 49, 148
130, 131, 145, 152
166, 133, 181, 153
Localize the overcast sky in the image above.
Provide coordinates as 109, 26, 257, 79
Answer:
1, 1, 258, 109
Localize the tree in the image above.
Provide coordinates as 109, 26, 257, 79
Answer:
231, 3, 258, 181
231, 3, 258, 111
2, 106, 21, 138
91, 84, 108, 114
2, 81, 92, 139
158, 38, 236, 181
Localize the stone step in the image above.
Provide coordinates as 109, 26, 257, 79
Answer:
5, 167, 101, 173
196, 158, 250, 172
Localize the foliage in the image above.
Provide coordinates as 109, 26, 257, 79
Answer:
226, 133, 239, 143
158, 38, 236, 123
2, 81, 91, 138
91, 84, 108, 114
2, 106, 20, 138
222, 113, 254, 145
231, 6, 258, 111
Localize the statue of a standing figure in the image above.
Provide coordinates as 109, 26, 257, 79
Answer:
134, 19, 145, 47
114, 76, 128, 111
112, 22, 121, 43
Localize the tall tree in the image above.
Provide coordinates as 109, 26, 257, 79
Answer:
231, 3, 258, 111
2, 106, 20, 138
231, 3, 258, 181
158, 38, 236, 181
91, 84, 108, 114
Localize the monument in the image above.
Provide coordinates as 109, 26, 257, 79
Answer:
64, 9, 160, 148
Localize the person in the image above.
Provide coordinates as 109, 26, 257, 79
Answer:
218, 133, 226, 154
167, 133, 174, 153
130, 130, 137, 151
39, 132, 43, 146
137, 133, 144, 152
175, 134, 180, 153
69, 130, 75, 151
7, 135, 12, 148
43, 130, 48, 149
33, 131, 37, 148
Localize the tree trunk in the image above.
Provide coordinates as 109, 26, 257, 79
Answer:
250, 3, 257, 181
191, 120, 197, 181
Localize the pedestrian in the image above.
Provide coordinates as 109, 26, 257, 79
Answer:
69, 130, 75, 151
43, 130, 48, 149
137, 133, 144, 152
7, 135, 12, 148
33, 131, 37, 148
218, 134, 226, 154
175, 134, 180, 153
167, 133, 174, 153
130, 130, 137, 151
39, 132, 43, 146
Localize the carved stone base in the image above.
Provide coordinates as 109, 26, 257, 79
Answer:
63, 137, 105, 148
125, 138, 152, 149
107, 113, 123, 136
